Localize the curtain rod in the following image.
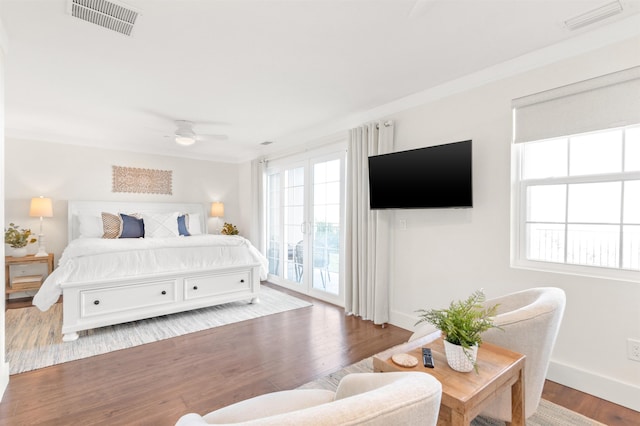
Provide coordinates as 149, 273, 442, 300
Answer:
376, 121, 393, 129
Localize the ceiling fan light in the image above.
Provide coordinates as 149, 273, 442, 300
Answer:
175, 135, 196, 146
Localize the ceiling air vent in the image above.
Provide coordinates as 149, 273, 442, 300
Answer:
564, 0, 623, 31
68, 0, 140, 36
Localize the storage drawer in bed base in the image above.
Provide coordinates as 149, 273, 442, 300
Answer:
60, 264, 261, 342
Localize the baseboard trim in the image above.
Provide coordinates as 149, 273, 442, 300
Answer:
547, 359, 640, 412
389, 309, 415, 332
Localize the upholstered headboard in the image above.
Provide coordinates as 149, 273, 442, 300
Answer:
67, 200, 207, 241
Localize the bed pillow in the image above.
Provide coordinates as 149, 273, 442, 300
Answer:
78, 215, 103, 238
187, 213, 203, 235
142, 212, 180, 238
101, 212, 122, 239
177, 214, 191, 236
119, 213, 145, 238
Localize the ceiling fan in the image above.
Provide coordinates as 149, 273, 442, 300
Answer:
172, 120, 228, 146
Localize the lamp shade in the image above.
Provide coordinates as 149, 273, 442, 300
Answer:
210, 202, 224, 217
29, 196, 53, 218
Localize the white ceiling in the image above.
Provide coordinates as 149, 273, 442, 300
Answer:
1, 0, 639, 163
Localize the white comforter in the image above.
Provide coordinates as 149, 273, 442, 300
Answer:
33, 235, 268, 311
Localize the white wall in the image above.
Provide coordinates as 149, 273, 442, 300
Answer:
382, 36, 640, 410
0, 16, 10, 401
4, 139, 245, 266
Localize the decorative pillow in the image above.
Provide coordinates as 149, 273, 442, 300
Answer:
177, 214, 190, 236
187, 213, 203, 235
101, 212, 122, 239
119, 213, 145, 238
78, 215, 103, 238
142, 212, 179, 238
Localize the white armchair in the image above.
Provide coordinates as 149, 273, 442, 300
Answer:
176, 372, 442, 426
409, 287, 566, 422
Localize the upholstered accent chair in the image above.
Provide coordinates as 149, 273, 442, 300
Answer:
409, 287, 566, 422
175, 372, 442, 426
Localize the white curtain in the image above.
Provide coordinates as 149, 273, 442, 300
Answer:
345, 121, 394, 325
250, 158, 266, 254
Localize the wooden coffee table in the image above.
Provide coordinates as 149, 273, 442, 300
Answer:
373, 331, 525, 426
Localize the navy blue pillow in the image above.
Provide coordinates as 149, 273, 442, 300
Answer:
119, 214, 145, 238
177, 214, 191, 236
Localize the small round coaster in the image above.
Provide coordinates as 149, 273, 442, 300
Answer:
391, 353, 418, 368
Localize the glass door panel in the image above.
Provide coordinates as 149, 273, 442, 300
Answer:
283, 166, 305, 285
265, 147, 344, 305
311, 159, 341, 295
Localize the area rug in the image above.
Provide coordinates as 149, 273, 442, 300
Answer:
298, 358, 605, 426
6, 286, 311, 375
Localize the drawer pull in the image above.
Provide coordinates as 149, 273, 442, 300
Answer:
240, 279, 245, 283
94, 300, 100, 305
161, 290, 167, 295
193, 285, 198, 290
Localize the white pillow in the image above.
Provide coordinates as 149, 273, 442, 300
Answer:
78, 215, 103, 238
187, 213, 203, 235
142, 212, 180, 238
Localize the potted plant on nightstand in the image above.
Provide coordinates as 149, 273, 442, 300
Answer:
220, 222, 239, 235
4, 223, 37, 257
415, 290, 500, 373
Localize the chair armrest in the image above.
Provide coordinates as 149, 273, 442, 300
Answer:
335, 372, 432, 400
175, 413, 209, 426
201, 389, 335, 424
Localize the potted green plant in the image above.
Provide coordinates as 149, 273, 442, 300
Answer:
415, 290, 500, 372
4, 223, 37, 257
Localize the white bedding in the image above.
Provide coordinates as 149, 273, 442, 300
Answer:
33, 235, 268, 311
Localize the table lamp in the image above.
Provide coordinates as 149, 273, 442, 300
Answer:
30, 196, 53, 257
210, 201, 224, 234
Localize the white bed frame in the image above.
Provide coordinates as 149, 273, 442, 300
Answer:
61, 200, 261, 342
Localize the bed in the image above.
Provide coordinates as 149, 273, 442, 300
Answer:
33, 200, 268, 342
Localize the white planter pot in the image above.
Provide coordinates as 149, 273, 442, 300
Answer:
443, 340, 478, 372
10, 247, 28, 257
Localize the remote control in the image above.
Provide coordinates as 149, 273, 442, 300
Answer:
422, 347, 434, 368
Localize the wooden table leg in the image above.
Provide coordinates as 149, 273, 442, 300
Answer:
510, 366, 526, 426
449, 410, 468, 426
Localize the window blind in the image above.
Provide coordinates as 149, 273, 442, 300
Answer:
513, 66, 640, 143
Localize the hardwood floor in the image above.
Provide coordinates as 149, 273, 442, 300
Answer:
2, 284, 638, 425
542, 380, 639, 425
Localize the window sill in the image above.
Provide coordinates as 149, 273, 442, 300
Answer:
510, 259, 640, 284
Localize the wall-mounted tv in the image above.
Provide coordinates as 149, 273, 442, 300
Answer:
368, 140, 473, 209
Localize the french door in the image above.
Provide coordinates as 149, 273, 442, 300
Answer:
265, 148, 345, 304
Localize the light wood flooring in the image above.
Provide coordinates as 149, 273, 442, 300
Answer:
1, 283, 638, 425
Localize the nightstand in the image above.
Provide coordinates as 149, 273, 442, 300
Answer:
5, 253, 54, 300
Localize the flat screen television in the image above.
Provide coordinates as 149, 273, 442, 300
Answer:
368, 140, 472, 209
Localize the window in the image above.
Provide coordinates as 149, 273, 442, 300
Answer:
514, 125, 640, 280
511, 66, 640, 281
